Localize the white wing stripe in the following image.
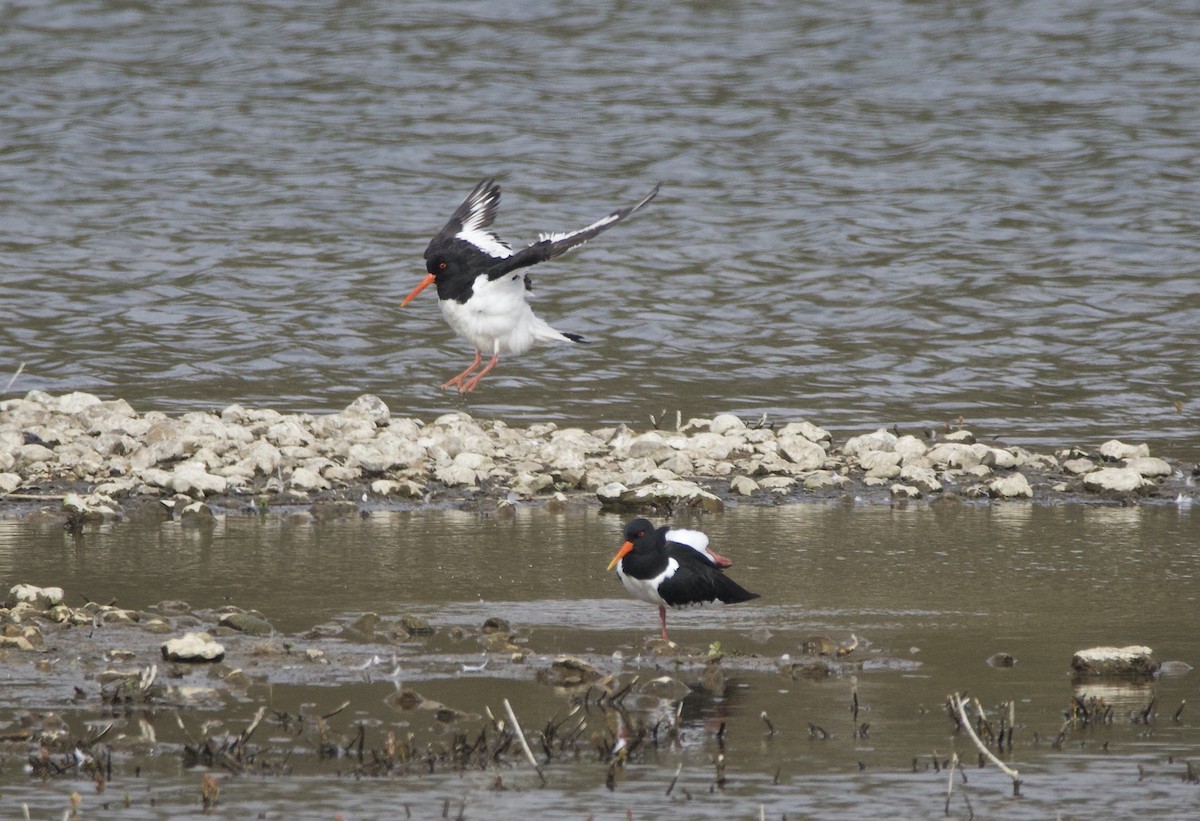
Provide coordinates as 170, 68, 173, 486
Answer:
538, 213, 620, 244
456, 227, 513, 259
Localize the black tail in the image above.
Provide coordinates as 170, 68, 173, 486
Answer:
714, 573, 759, 604
562, 332, 589, 344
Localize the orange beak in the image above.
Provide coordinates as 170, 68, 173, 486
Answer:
606, 540, 634, 571
401, 273, 436, 307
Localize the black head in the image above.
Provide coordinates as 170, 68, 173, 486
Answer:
421, 242, 489, 304
622, 518, 656, 546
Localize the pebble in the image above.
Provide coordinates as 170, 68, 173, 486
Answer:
1071, 645, 1159, 677
161, 631, 226, 663
988, 473, 1033, 498
1083, 467, 1154, 495
0, 391, 1190, 514
729, 476, 759, 496
1099, 439, 1150, 461
6, 584, 64, 609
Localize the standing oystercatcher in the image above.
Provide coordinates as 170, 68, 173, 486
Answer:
606, 518, 759, 642
402, 178, 660, 393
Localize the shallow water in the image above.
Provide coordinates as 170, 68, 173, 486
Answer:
2, 0, 1199, 460
1, 503, 1197, 819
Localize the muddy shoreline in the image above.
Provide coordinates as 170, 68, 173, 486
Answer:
2, 391, 1195, 523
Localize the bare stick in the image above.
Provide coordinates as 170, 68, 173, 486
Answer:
665, 761, 683, 795
503, 698, 545, 786
4, 362, 25, 393
321, 700, 351, 720
950, 693, 1020, 793
944, 751, 958, 814
761, 711, 776, 738
240, 706, 267, 746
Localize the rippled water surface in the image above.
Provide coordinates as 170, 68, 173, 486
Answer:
2, 0, 1199, 461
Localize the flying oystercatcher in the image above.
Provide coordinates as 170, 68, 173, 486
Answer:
401, 178, 659, 393
606, 518, 759, 642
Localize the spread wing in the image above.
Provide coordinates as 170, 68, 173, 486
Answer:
486, 182, 660, 279
425, 178, 513, 260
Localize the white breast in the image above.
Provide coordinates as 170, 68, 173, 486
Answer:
616, 558, 678, 607
440, 273, 575, 355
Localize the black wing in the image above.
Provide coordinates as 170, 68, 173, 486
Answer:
485, 182, 660, 279
657, 545, 759, 607
424, 178, 513, 260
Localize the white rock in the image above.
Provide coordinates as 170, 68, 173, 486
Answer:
323, 465, 361, 483
758, 476, 795, 492
1099, 439, 1150, 461
342, 394, 390, 424
0, 472, 20, 493
136, 466, 172, 487
6, 584, 65, 609
944, 430, 976, 444
288, 467, 330, 491
899, 464, 942, 494
988, 473, 1032, 498
238, 440, 283, 474
170, 462, 228, 496
1062, 458, 1095, 476
843, 429, 897, 457
449, 451, 486, 471
926, 442, 982, 469
777, 421, 830, 443
659, 451, 693, 477
16, 443, 55, 467
894, 435, 928, 461
685, 432, 735, 461
180, 501, 215, 524
858, 450, 902, 472
596, 482, 628, 505
623, 435, 676, 463
435, 463, 478, 487
1083, 467, 1153, 494
1123, 457, 1171, 477
890, 483, 922, 498
161, 632, 225, 663
55, 391, 103, 414
729, 475, 759, 496
607, 480, 724, 512
983, 448, 1020, 469
1071, 645, 1158, 676
865, 462, 901, 480
777, 435, 825, 470
266, 419, 313, 448
803, 471, 846, 491
710, 414, 746, 436
370, 479, 425, 498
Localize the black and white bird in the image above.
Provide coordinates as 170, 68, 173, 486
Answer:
606, 518, 759, 642
401, 178, 659, 393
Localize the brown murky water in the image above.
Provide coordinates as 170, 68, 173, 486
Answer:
2, 502, 1197, 819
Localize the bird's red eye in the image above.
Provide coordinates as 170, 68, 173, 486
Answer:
438, 261, 447, 270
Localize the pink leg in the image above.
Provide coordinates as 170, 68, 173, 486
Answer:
659, 605, 670, 641
459, 351, 500, 393
441, 350, 482, 390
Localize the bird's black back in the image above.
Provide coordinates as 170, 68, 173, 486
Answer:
619, 520, 759, 607
659, 542, 760, 606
